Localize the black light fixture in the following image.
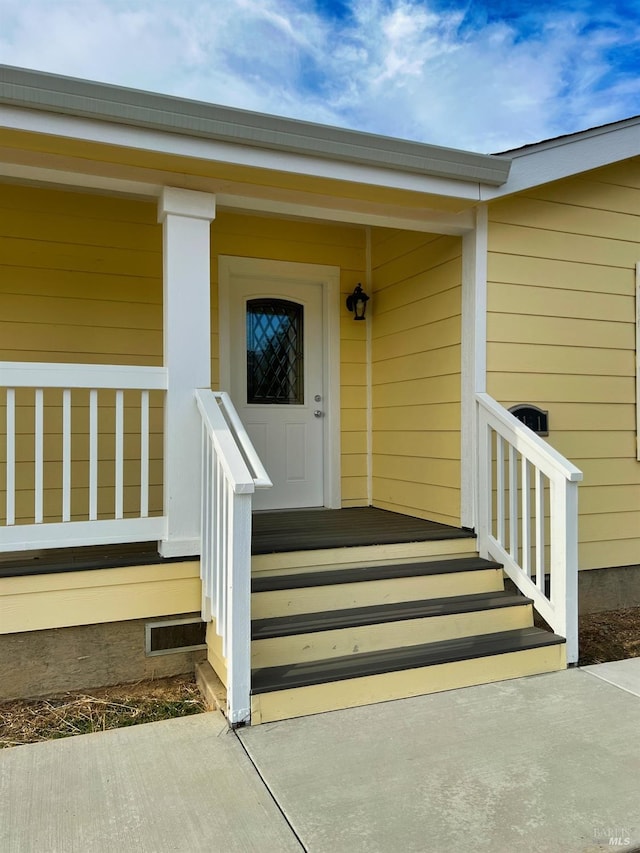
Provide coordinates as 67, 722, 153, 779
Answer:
346, 283, 369, 320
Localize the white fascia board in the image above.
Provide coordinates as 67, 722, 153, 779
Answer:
481, 120, 640, 199
0, 104, 484, 202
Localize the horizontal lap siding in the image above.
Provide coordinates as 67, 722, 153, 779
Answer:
487, 159, 640, 571
1, 188, 368, 523
0, 185, 163, 524
210, 213, 367, 506
371, 230, 462, 526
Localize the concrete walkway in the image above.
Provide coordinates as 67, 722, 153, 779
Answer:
2, 662, 640, 853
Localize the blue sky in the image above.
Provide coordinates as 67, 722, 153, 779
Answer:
2, 0, 640, 152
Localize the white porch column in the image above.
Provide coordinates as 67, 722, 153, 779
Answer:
461, 204, 488, 533
158, 187, 216, 557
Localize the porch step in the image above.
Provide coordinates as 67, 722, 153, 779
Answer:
251, 557, 504, 619
251, 591, 534, 668
250, 627, 566, 724
245, 551, 567, 725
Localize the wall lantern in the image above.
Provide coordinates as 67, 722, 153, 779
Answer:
346, 283, 369, 320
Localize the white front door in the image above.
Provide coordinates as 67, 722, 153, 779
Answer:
227, 274, 325, 510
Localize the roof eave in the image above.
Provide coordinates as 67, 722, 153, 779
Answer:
0, 65, 511, 187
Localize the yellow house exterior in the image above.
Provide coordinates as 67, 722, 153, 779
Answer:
1, 65, 639, 719
486, 156, 640, 593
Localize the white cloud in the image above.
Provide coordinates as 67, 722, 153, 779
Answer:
1, 0, 639, 152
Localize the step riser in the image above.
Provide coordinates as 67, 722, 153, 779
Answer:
252, 568, 504, 619
251, 644, 567, 725
252, 604, 534, 668
252, 539, 477, 575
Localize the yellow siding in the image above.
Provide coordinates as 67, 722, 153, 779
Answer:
371, 230, 462, 526
210, 211, 367, 506
0, 185, 164, 524
0, 561, 201, 633
0, 187, 368, 524
487, 158, 640, 570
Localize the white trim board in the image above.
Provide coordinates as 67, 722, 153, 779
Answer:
481, 121, 640, 200
460, 205, 488, 530
218, 256, 341, 509
0, 104, 485, 202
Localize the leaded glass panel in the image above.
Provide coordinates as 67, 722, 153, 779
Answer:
246, 298, 304, 404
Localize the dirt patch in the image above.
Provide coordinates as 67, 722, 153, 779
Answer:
578, 606, 640, 666
0, 674, 207, 749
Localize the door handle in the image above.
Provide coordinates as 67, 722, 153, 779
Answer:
314, 410, 323, 418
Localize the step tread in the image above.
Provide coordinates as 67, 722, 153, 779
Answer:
252, 591, 532, 640
251, 556, 502, 594
251, 627, 565, 694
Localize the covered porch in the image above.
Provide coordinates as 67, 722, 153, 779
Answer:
0, 67, 581, 724
0, 187, 473, 553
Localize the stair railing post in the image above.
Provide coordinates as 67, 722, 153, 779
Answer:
225, 489, 253, 726
550, 477, 579, 664
477, 400, 491, 560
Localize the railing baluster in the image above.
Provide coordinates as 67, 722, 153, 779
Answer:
220, 476, 230, 656
496, 434, 505, 545
215, 458, 225, 631
34, 389, 44, 524
62, 389, 71, 522
114, 390, 124, 519
140, 390, 149, 518
521, 457, 531, 578
89, 389, 98, 521
508, 444, 518, 560
535, 468, 545, 593
6, 389, 15, 526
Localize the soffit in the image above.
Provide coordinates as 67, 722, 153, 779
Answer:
0, 127, 479, 232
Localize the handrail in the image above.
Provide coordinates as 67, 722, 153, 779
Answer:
476, 392, 583, 663
0, 361, 168, 390
211, 392, 272, 488
195, 390, 256, 494
476, 394, 582, 482
195, 388, 272, 726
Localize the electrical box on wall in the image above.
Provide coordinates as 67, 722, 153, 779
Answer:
509, 404, 549, 436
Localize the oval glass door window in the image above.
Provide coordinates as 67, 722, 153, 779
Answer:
246, 298, 304, 405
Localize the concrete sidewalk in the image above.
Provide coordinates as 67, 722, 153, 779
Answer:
2, 662, 640, 853
0, 713, 302, 853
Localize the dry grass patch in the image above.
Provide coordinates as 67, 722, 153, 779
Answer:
0, 674, 207, 749
2, 609, 639, 748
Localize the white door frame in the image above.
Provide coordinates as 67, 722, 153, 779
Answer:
218, 255, 341, 509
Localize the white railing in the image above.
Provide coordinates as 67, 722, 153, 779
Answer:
195, 389, 271, 726
1, 361, 167, 551
476, 393, 583, 663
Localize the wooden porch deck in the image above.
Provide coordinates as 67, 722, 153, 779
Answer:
0, 509, 472, 577
251, 507, 473, 554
